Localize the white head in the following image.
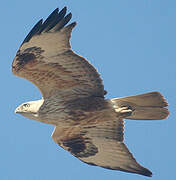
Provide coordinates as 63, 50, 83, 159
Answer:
15, 99, 44, 120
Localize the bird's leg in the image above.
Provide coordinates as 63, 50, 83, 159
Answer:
115, 106, 133, 118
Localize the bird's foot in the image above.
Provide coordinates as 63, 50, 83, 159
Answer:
115, 106, 133, 118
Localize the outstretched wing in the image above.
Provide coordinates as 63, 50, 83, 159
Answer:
52, 116, 152, 177
12, 7, 104, 100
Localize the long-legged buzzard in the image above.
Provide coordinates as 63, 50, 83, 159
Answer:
12, 7, 169, 177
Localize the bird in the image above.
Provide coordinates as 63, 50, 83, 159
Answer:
12, 7, 169, 177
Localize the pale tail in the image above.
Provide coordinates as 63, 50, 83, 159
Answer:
111, 91, 169, 120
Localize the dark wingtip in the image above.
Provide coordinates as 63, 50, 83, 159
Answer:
21, 6, 74, 45
58, 6, 67, 18
62, 6, 67, 12
71, 21, 77, 28
22, 19, 43, 45
145, 172, 152, 177
49, 8, 59, 15
65, 22, 77, 30
54, 7, 59, 12
140, 167, 152, 177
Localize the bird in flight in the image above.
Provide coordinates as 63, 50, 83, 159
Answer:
12, 7, 169, 177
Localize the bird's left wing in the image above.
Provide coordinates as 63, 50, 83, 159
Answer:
52, 117, 152, 177
12, 7, 104, 100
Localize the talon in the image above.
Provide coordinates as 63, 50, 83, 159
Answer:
115, 106, 133, 117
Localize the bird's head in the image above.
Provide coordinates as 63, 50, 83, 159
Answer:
15, 99, 44, 120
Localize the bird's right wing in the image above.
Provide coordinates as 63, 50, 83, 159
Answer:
52, 117, 152, 177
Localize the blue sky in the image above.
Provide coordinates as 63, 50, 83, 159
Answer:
1, 0, 175, 179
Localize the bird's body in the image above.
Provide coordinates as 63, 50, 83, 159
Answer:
12, 7, 169, 177
39, 96, 109, 126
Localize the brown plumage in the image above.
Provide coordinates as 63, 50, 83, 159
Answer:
12, 7, 169, 177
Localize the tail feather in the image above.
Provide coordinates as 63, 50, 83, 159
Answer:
111, 91, 169, 120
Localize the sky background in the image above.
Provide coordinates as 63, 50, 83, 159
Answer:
1, 0, 175, 179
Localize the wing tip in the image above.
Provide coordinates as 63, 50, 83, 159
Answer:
106, 165, 153, 177
21, 19, 43, 45
63, 6, 67, 11
139, 167, 152, 177
66, 21, 77, 29
21, 6, 74, 45
55, 7, 59, 12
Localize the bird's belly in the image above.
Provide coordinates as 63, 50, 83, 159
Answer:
37, 110, 72, 126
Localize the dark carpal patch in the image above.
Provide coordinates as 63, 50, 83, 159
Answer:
63, 136, 98, 158
12, 47, 44, 71
16, 46, 44, 60
16, 53, 36, 65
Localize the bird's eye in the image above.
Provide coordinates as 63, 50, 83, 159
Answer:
23, 103, 30, 108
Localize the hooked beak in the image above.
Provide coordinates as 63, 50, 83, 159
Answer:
15, 107, 20, 114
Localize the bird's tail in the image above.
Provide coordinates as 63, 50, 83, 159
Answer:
111, 91, 169, 120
